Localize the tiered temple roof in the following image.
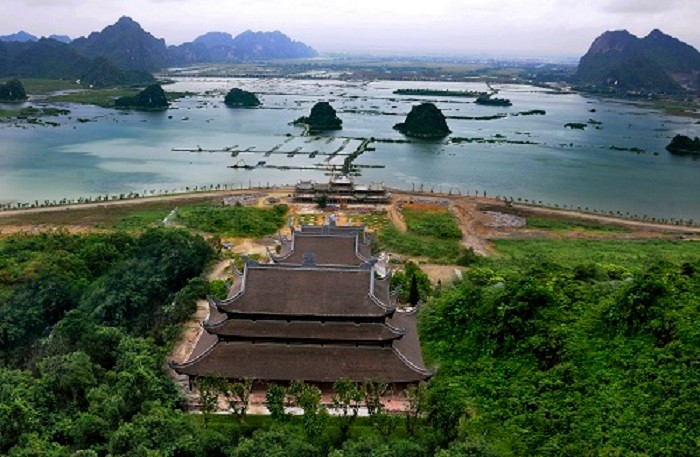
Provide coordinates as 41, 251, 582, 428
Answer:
171, 225, 431, 384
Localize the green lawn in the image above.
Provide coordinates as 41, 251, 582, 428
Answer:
379, 206, 464, 263
21, 78, 82, 95
525, 216, 631, 233
176, 204, 289, 237
45, 88, 140, 108
491, 239, 700, 270
111, 207, 173, 230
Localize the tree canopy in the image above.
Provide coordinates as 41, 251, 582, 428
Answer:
0, 78, 28, 102
666, 134, 700, 155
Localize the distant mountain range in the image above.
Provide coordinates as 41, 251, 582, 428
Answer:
170, 30, 317, 65
0, 31, 72, 43
0, 16, 317, 84
575, 29, 700, 95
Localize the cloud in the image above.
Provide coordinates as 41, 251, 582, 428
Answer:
602, 0, 680, 14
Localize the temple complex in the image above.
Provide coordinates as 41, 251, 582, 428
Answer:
170, 224, 431, 411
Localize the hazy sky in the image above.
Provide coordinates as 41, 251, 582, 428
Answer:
1, 0, 698, 57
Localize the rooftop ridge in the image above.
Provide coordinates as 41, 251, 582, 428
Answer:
171, 341, 432, 382
202, 319, 407, 342
204, 297, 227, 327
272, 225, 375, 266
391, 345, 434, 377
169, 337, 218, 370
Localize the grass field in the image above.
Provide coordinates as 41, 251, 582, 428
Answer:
0, 197, 221, 231
379, 205, 464, 263
45, 89, 194, 108
45, 88, 141, 108
525, 216, 632, 233
0, 106, 71, 120
21, 78, 82, 95
176, 204, 289, 237
491, 239, 700, 270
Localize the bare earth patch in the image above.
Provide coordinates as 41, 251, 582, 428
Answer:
421, 264, 466, 285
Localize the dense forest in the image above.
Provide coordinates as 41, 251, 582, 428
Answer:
421, 255, 700, 455
1, 226, 698, 455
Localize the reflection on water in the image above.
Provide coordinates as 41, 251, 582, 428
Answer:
0, 78, 698, 220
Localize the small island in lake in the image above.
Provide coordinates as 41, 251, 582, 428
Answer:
224, 88, 261, 107
475, 94, 512, 106
666, 134, 700, 155
293, 101, 342, 131
115, 84, 169, 111
393, 102, 452, 138
394, 88, 486, 98
0, 79, 28, 102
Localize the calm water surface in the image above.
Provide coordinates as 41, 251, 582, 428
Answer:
1, 78, 698, 220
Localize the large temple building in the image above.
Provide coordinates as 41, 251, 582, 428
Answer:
171, 224, 431, 410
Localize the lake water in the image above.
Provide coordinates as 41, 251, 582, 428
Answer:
1, 77, 699, 221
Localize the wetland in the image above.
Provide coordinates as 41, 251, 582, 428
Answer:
1, 77, 699, 221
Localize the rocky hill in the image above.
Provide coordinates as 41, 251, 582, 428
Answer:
394, 103, 451, 138
0, 38, 154, 87
71, 16, 170, 72
115, 84, 169, 110
575, 29, 700, 95
224, 88, 261, 107
293, 102, 342, 131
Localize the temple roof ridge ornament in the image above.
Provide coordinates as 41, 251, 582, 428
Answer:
301, 252, 317, 268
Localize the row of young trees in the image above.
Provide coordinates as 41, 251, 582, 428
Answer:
195, 377, 427, 437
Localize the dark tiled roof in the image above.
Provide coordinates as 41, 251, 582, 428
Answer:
205, 319, 404, 341
189, 330, 218, 360
389, 308, 426, 372
205, 299, 227, 326
358, 241, 372, 261
172, 341, 431, 383
218, 266, 393, 317
276, 235, 363, 266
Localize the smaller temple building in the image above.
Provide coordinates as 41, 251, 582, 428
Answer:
294, 175, 391, 205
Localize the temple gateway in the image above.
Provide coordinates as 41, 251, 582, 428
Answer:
171, 224, 432, 410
